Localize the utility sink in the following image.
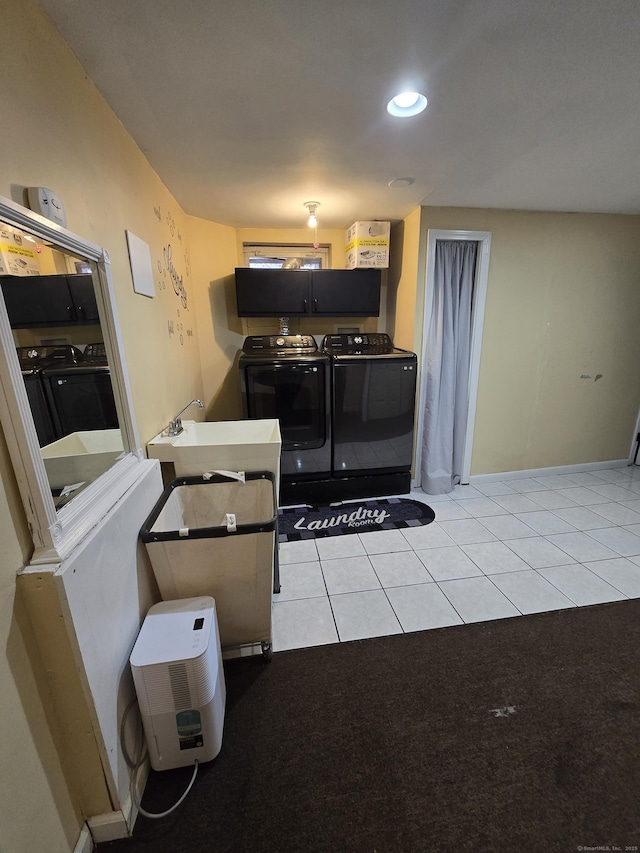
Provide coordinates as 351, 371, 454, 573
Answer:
146, 419, 282, 484
42, 429, 125, 490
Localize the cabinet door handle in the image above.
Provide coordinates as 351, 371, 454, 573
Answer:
67, 305, 73, 319
303, 299, 308, 312
313, 298, 318, 312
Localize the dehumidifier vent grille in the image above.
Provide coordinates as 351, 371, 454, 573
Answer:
168, 663, 192, 710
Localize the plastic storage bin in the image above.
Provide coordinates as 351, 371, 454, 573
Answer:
140, 471, 277, 659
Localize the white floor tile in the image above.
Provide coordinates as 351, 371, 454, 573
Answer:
438, 576, 520, 622
453, 497, 509, 517
551, 506, 613, 531
274, 561, 326, 602
450, 484, 485, 500
330, 590, 402, 641
588, 502, 640, 526
619, 499, 640, 512
272, 597, 339, 651
554, 487, 609, 506
585, 483, 640, 502
415, 545, 484, 581
278, 539, 319, 564
273, 467, 640, 655
526, 490, 579, 510
592, 468, 638, 484
538, 564, 627, 606
461, 541, 532, 575
583, 558, 640, 598
400, 523, 456, 550
358, 528, 412, 554
471, 481, 517, 497
531, 475, 575, 490
513, 510, 576, 535
369, 551, 434, 587
416, 491, 453, 503
585, 526, 640, 557
428, 502, 472, 521
490, 570, 575, 614
321, 556, 380, 595
436, 518, 498, 546
503, 536, 576, 569
544, 531, 620, 563
386, 583, 463, 631
315, 534, 366, 560
478, 514, 538, 540
563, 472, 610, 487
490, 493, 544, 513
508, 478, 549, 493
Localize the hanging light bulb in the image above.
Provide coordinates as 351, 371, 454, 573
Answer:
304, 201, 320, 228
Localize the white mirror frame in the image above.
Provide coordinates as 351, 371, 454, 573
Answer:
0, 194, 144, 565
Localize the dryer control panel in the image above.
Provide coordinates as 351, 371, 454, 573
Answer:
242, 335, 317, 354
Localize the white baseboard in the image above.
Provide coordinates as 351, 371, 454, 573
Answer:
469, 458, 630, 485
73, 825, 94, 853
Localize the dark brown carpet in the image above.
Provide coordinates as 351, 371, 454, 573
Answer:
101, 601, 640, 853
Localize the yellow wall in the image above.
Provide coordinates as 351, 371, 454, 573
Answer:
0, 2, 236, 849
389, 208, 422, 351
397, 207, 640, 475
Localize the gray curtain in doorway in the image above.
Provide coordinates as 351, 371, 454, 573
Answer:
421, 240, 478, 494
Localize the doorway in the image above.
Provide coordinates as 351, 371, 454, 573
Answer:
415, 229, 491, 493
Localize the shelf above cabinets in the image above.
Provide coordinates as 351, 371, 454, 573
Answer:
0, 274, 99, 328
235, 268, 381, 317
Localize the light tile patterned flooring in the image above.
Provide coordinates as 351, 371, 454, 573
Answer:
272, 465, 640, 652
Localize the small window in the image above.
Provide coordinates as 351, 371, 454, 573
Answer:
243, 244, 330, 269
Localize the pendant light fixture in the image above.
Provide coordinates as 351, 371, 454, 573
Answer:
304, 201, 320, 228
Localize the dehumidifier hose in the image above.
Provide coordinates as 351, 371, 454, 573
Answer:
121, 697, 200, 819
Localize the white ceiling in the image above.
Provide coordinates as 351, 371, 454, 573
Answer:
38, 0, 640, 229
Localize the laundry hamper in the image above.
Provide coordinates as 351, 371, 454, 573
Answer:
140, 471, 277, 659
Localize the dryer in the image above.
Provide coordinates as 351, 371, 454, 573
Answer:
322, 333, 417, 499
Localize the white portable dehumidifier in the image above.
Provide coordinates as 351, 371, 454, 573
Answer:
130, 596, 226, 771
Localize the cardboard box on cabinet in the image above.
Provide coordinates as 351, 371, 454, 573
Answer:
345, 221, 390, 269
0, 224, 40, 276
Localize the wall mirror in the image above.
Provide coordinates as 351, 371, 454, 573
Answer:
0, 194, 144, 565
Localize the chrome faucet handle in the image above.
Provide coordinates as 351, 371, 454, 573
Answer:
163, 399, 204, 437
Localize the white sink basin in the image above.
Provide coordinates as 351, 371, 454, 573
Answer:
146, 419, 281, 483
42, 429, 125, 489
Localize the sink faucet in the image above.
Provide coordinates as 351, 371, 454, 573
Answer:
164, 399, 204, 436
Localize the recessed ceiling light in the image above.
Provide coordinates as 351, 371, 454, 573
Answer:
388, 177, 415, 188
387, 91, 428, 117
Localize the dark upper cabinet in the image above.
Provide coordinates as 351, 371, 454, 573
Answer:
0, 274, 99, 327
235, 269, 311, 316
310, 269, 380, 316
67, 274, 100, 323
235, 268, 381, 317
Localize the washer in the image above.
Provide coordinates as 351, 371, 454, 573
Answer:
40, 344, 119, 437
322, 333, 417, 498
238, 335, 331, 501
16, 346, 59, 446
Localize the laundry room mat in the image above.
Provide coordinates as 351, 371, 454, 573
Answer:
277, 498, 435, 542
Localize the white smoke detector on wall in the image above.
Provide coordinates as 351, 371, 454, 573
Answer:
26, 187, 67, 228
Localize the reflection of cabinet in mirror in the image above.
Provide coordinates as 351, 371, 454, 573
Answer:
1, 273, 100, 326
